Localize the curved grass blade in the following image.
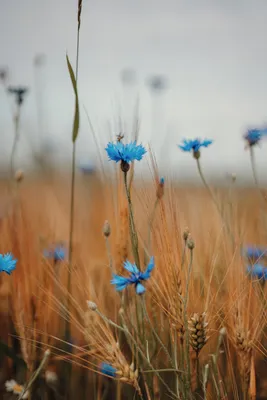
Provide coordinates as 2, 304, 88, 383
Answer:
66, 54, 80, 143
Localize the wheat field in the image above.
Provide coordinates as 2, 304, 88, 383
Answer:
0, 168, 266, 399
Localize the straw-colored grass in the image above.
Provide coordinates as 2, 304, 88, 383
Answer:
0, 172, 266, 399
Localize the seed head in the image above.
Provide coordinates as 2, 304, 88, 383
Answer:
183, 227, 190, 242
187, 238, 195, 250
103, 220, 111, 237
14, 169, 24, 182
87, 301, 97, 311
188, 312, 208, 354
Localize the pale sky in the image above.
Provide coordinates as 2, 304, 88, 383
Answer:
1, 0, 267, 182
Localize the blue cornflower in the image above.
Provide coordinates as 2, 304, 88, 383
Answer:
246, 264, 267, 280
111, 257, 155, 295
79, 163, 96, 174
105, 141, 146, 172
100, 362, 117, 377
43, 245, 67, 262
244, 128, 267, 147
0, 253, 17, 275
178, 138, 213, 159
245, 246, 267, 260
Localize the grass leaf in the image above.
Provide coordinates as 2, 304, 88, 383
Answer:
66, 54, 79, 143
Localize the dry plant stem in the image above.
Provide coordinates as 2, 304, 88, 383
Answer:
173, 330, 180, 399
146, 198, 159, 260
18, 350, 50, 400
196, 158, 235, 245
10, 106, 20, 179
123, 170, 140, 269
96, 309, 178, 399
105, 236, 114, 272
141, 297, 175, 369
183, 248, 194, 398
249, 146, 267, 203
181, 240, 187, 271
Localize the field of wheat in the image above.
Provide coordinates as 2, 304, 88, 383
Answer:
0, 163, 266, 399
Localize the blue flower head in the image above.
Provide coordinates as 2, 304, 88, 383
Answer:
100, 362, 117, 378
246, 264, 267, 281
245, 246, 267, 260
0, 253, 17, 275
244, 127, 267, 147
43, 244, 67, 262
105, 141, 146, 172
111, 257, 155, 295
178, 138, 213, 159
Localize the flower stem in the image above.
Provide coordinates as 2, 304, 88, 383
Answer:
141, 296, 175, 369
10, 106, 20, 179
18, 350, 50, 400
146, 198, 159, 261
196, 158, 235, 246
123, 170, 140, 269
183, 248, 194, 399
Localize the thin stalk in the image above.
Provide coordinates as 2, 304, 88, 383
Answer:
173, 329, 180, 398
141, 297, 175, 369
96, 309, 179, 399
123, 170, 140, 269
196, 158, 235, 246
146, 198, 159, 262
18, 350, 50, 400
105, 236, 114, 272
196, 354, 200, 388
249, 146, 267, 203
66, 0, 81, 334
183, 248, 194, 398
65, 4, 82, 397
10, 106, 20, 179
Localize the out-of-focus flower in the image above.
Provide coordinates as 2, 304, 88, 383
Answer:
245, 246, 267, 260
178, 138, 213, 159
5, 379, 28, 398
79, 163, 96, 174
0, 67, 8, 83
43, 244, 67, 262
7, 86, 28, 106
105, 141, 146, 172
244, 128, 267, 147
111, 257, 155, 295
246, 264, 267, 280
0, 253, 17, 275
100, 362, 117, 377
45, 365, 58, 384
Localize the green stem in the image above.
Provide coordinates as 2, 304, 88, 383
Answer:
96, 309, 179, 400
123, 170, 140, 269
183, 248, 193, 398
18, 350, 50, 400
173, 329, 180, 398
196, 158, 235, 246
141, 297, 175, 369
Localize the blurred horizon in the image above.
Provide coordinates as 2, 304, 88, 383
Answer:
1, 0, 267, 183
